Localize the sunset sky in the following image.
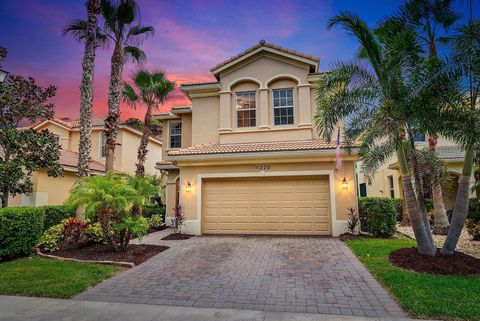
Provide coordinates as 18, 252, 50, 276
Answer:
0, 0, 473, 121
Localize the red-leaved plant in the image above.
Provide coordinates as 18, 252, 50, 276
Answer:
172, 204, 186, 234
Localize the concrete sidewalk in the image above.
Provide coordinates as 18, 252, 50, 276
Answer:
0, 295, 422, 321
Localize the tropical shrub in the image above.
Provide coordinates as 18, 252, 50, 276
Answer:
66, 172, 157, 250
40, 219, 105, 252
468, 198, 480, 222
43, 205, 75, 230
172, 204, 185, 234
358, 197, 397, 237
466, 219, 480, 241
346, 207, 359, 234
147, 214, 163, 230
85, 222, 104, 244
0, 207, 45, 260
142, 204, 166, 218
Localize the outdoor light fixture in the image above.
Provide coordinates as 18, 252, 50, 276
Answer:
0, 68, 8, 83
186, 182, 192, 193
342, 177, 348, 190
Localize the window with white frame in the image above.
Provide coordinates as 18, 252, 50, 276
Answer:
54, 134, 60, 146
273, 88, 294, 125
236, 91, 256, 128
169, 121, 182, 149
388, 175, 395, 198
100, 133, 107, 158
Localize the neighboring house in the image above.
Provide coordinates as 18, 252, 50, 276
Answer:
8, 118, 162, 207
355, 134, 475, 213
155, 40, 358, 237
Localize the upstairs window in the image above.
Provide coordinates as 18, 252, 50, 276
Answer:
100, 133, 107, 158
273, 88, 294, 125
169, 121, 182, 149
236, 91, 256, 128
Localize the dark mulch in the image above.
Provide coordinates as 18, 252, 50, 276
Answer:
161, 233, 193, 240
147, 224, 168, 234
46, 244, 169, 266
389, 247, 480, 276
338, 233, 365, 242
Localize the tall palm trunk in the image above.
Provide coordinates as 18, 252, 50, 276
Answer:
104, 42, 124, 172
135, 105, 153, 176
441, 146, 474, 255
398, 143, 436, 256
76, 0, 99, 221
429, 133, 449, 234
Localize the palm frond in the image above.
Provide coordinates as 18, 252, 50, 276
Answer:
124, 46, 146, 63
62, 19, 88, 42
122, 83, 139, 108
127, 25, 154, 39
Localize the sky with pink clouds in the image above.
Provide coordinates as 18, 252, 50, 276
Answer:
0, 0, 473, 121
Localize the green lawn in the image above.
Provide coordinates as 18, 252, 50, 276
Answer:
346, 237, 480, 320
0, 256, 120, 298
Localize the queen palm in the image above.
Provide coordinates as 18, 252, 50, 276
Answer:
386, 0, 459, 234
440, 16, 480, 254
316, 12, 443, 256
99, 0, 153, 172
123, 69, 174, 176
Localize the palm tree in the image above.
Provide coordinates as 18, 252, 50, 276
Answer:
316, 12, 441, 256
440, 16, 480, 255
66, 172, 142, 250
99, 0, 154, 172
122, 69, 174, 176
63, 0, 101, 221
392, 0, 459, 234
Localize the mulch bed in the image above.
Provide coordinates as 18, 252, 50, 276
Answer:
389, 247, 480, 276
161, 233, 193, 240
147, 224, 168, 234
46, 244, 169, 266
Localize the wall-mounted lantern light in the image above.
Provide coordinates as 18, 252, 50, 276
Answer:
342, 177, 348, 190
186, 181, 192, 193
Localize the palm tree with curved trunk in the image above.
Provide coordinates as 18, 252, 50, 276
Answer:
315, 12, 456, 256
387, 0, 459, 234
99, 0, 154, 172
123, 69, 174, 176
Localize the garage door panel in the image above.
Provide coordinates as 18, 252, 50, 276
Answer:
203, 176, 331, 235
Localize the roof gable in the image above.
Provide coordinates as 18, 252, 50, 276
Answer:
210, 40, 319, 78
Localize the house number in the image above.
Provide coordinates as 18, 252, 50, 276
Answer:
253, 164, 271, 171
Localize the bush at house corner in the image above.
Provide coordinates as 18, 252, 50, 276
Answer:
0, 207, 45, 260
358, 197, 397, 237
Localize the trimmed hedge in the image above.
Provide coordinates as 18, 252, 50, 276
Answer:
43, 205, 75, 230
0, 207, 45, 260
358, 197, 398, 236
142, 204, 166, 221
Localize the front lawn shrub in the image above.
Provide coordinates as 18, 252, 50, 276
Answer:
468, 198, 480, 222
466, 219, 480, 241
358, 197, 396, 237
43, 205, 75, 230
142, 204, 166, 220
85, 222, 104, 244
0, 207, 45, 260
147, 214, 163, 230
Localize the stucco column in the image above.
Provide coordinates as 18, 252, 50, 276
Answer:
259, 88, 270, 130
219, 91, 232, 132
297, 84, 312, 127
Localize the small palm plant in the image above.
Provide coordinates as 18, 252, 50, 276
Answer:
66, 172, 154, 250
123, 69, 175, 176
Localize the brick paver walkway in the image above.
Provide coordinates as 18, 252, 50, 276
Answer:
76, 231, 405, 318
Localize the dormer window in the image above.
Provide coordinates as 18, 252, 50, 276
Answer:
236, 91, 256, 128
169, 121, 182, 149
273, 88, 294, 125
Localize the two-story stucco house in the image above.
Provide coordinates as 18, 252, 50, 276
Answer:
155, 40, 358, 237
9, 118, 162, 207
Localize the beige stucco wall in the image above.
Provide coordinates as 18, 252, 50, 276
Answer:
191, 97, 220, 146
165, 156, 356, 236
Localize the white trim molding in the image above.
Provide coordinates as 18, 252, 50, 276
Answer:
193, 170, 341, 236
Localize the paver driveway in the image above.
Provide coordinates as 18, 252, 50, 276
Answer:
76, 231, 405, 318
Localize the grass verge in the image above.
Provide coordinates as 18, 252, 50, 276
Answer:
346, 237, 480, 320
0, 255, 120, 298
